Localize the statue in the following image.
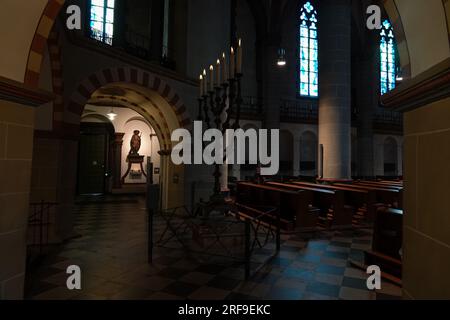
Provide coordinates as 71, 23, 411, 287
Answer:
129, 130, 141, 155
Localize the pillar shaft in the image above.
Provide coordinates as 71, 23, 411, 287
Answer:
357, 59, 376, 178
318, 0, 352, 180
113, 133, 125, 189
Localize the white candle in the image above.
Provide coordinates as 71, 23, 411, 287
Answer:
230, 47, 235, 79
236, 38, 242, 74
199, 74, 203, 97
203, 69, 207, 95
209, 65, 214, 91
216, 59, 221, 86
222, 52, 229, 83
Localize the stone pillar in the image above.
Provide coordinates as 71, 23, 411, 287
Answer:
260, 40, 281, 130
293, 135, 301, 177
0, 99, 36, 299
357, 59, 376, 178
113, 133, 125, 189
318, 0, 352, 180
357, 33, 378, 178
158, 150, 171, 210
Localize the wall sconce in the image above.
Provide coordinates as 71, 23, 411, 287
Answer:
107, 107, 117, 121
277, 48, 287, 67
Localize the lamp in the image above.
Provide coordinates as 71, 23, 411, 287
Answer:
396, 67, 403, 82
277, 48, 287, 67
107, 107, 117, 121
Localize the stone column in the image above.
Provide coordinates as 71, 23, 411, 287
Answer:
357, 33, 378, 179
113, 133, 125, 189
318, 0, 352, 180
357, 59, 376, 178
261, 42, 281, 130
293, 135, 301, 177
0, 102, 34, 299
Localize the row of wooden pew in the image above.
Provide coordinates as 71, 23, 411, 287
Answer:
233, 179, 404, 283
234, 179, 403, 232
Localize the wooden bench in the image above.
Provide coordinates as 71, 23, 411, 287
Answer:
235, 182, 319, 231
354, 181, 404, 191
291, 181, 382, 222
334, 183, 403, 209
266, 182, 354, 228
352, 207, 403, 284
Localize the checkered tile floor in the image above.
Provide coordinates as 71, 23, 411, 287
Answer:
25, 195, 402, 300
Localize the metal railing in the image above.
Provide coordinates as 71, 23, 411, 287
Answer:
280, 99, 318, 123
89, 28, 113, 46
28, 201, 58, 258
124, 30, 151, 60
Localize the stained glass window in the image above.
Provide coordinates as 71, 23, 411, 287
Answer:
380, 20, 396, 95
299, 2, 318, 97
90, 0, 115, 45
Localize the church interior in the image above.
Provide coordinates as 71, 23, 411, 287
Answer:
0, 0, 450, 301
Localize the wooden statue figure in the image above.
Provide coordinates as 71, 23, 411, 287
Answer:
129, 130, 141, 155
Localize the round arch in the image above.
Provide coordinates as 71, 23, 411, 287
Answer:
71, 77, 190, 209
69, 67, 192, 130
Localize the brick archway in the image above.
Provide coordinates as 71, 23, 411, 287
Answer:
25, 0, 65, 86
69, 67, 192, 130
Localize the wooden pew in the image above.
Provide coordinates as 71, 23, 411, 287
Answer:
378, 180, 403, 186
291, 181, 382, 222
354, 181, 403, 191
266, 182, 354, 228
334, 183, 403, 209
351, 207, 403, 284
235, 182, 319, 231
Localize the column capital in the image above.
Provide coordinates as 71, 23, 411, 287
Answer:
115, 132, 125, 144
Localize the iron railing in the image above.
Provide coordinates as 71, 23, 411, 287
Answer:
280, 99, 318, 123
28, 201, 58, 258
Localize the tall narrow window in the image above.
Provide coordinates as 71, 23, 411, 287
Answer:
380, 19, 396, 95
90, 0, 115, 45
299, 1, 318, 97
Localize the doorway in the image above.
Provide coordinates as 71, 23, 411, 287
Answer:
77, 122, 115, 195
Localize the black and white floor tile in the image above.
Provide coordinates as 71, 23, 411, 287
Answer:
25, 195, 402, 300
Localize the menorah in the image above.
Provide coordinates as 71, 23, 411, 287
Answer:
197, 39, 244, 202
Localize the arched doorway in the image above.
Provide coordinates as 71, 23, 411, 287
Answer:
383, 137, 398, 177
73, 81, 188, 210
78, 114, 115, 195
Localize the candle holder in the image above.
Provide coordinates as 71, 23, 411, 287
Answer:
202, 95, 211, 129
223, 78, 236, 132
233, 73, 243, 130
197, 98, 203, 121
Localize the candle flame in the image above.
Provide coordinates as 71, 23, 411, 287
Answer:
231, 47, 234, 54
210, 65, 214, 70
217, 59, 220, 65
203, 69, 207, 75
238, 38, 242, 46
222, 52, 226, 59
199, 74, 203, 80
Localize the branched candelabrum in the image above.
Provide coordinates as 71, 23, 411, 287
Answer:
233, 73, 243, 130
199, 75, 243, 199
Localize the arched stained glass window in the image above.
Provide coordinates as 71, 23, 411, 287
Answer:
380, 20, 396, 95
299, 2, 318, 97
90, 0, 115, 45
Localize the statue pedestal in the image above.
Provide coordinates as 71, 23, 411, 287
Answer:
121, 154, 147, 184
